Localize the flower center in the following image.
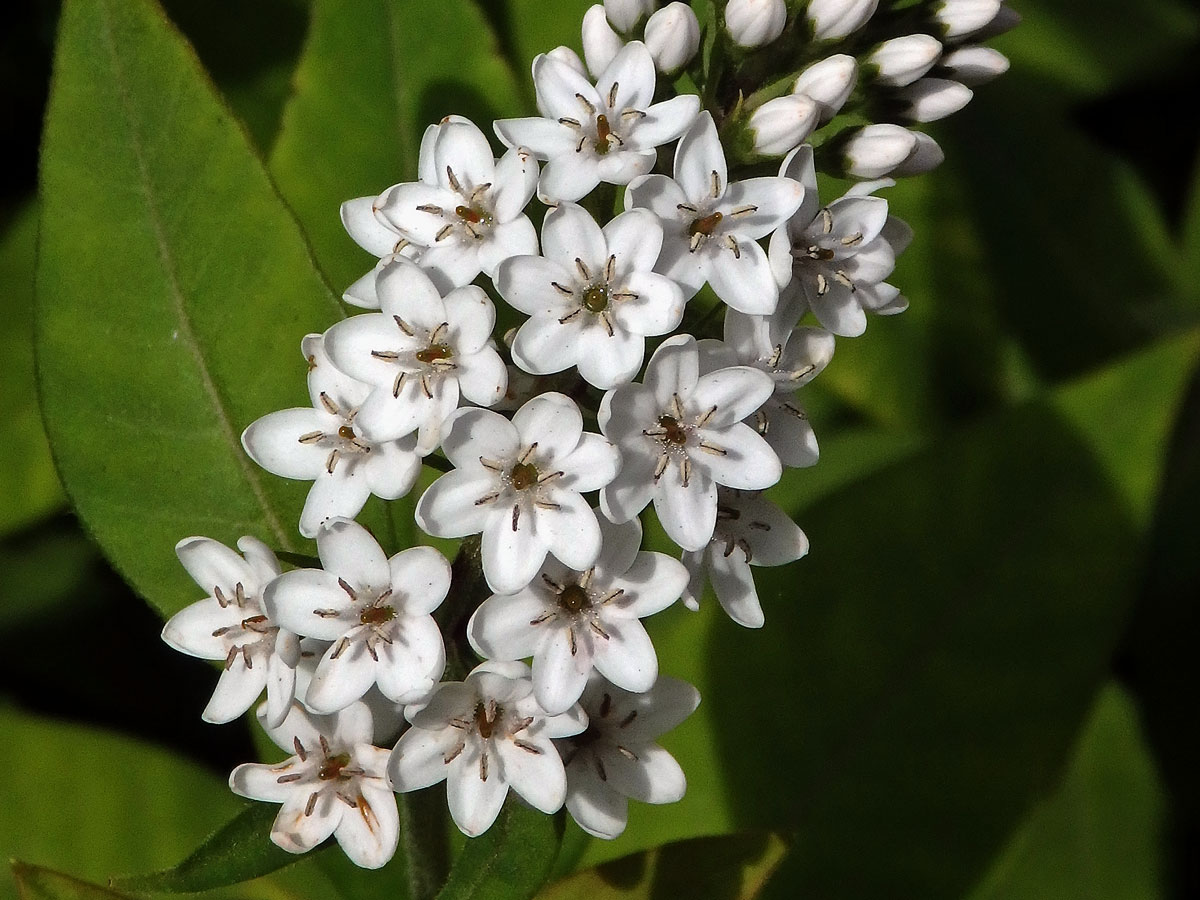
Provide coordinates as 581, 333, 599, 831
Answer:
360, 604, 396, 626
582, 283, 609, 312
416, 342, 454, 364
558, 584, 591, 613
318, 752, 351, 780
688, 211, 723, 237
455, 204, 493, 226
475, 701, 503, 739
658, 415, 689, 445
510, 461, 539, 490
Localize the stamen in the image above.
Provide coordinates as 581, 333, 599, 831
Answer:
619, 710, 638, 728
325, 449, 340, 474
444, 741, 465, 764
224, 646, 238, 670
541, 574, 564, 592
600, 693, 612, 718
277, 772, 303, 784
699, 441, 727, 455
559, 309, 582, 324
305, 792, 319, 817
607, 81, 619, 108
711, 169, 721, 198
479, 750, 489, 782
605, 254, 616, 283
294, 737, 308, 761
297, 430, 324, 444
724, 235, 741, 259
820, 208, 833, 234
815, 273, 829, 296
558, 116, 581, 128
445, 166, 462, 193
511, 504, 521, 531
680, 455, 692, 488
392, 315, 414, 336
392, 372, 407, 398
575, 93, 596, 115
616, 745, 638, 761
338, 578, 357, 600
695, 405, 718, 427
435, 224, 454, 242
479, 456, 505, 472
575, 257, 591, 281
731, 204, 758, 217
841, 231, 863, 246
241, 645, 254, 669
330, 636, 350, 660
474, 491, 500, 506
514, 739, 543, 754
319, 392, 339, 415
551, 281, 574, 295
420, 374, 433, 399
416, 203, 444, 215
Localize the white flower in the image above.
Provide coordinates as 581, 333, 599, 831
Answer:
547, 45, 588, 77
497, 203, 684, 389
644, 3, 701, 75
625, 112, 804, 313
864, 34, 943, 88
791, 54, 857, 122
681, 489, 808, 627
162, 536, 298, 727
322, 261, 507, 454
293, 638, 407, 746
495, 42, 700, 203
702, 310, 834, 468
724, 0, 787, 48
376, 118, 539, 292
388, 660, 587, 837
241, 335, 422, 539
933, 0, 1002, 41
581, 5, 623, 78
230, 701, 397, 868
747, 94, 820, 157
416, 393, 621, 593
338, 190, 422, 309
899, 78, 973, 122
604, 0, 655, 33
891, 131, 945, 176
557, 674, 699, 839
264, 519, 448, 714
768, 144, 906, 336
840, 123, 918, 178
468, 516, 685, 714
806, 0, 879, 41
599, 335, 781, 551
939, 46, 1010, 85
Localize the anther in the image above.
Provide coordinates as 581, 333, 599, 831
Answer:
319, 392, 339, 415
338, 578, 357, 600
607, 81, 619, 108
305, 792, 319, 816
294, 737, 308, 761
297, 430, 324, 444
445, 166, 462, 193
416, 203, 443, 215
392, 315, 414, 336
277, 772, 303, 783
619, 710, 638, 728
575, 257, 591, 280
551, 281, 574, 295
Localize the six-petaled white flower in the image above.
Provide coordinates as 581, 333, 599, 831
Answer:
265, 519, 448, 714
416, 393, 621, 593
388, 660, 587, 836
230, 701, 398, 868
626, 111, 804, 313
495, 41, 700, 202
681, 489, 809, 628
323, 261, 507, 454
162, 536, 299, 728
241, 335, 422, 538
557, 673, 699, 839
467, 516, 685, 714
498, 203, 684, 389
599, 335, 782, 551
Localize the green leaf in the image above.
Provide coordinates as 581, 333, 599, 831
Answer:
0, 203, 65, 538
965, 683, 1166, 900
537, 833, 788, 900
268, 0, 524, 295
487, 0, 593, 99
0, 520, 101, 632
36, 0, 346, 618
12, 865, 134, 900
111, 802, 300, 894
435, 803, 563, 900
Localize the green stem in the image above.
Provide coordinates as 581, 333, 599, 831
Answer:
398, 790, 451, 900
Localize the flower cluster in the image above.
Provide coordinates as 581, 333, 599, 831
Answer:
161, 0, 1013, 869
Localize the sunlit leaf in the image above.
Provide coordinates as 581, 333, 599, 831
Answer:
435, 803, 562, 900
12, 865, 133, 900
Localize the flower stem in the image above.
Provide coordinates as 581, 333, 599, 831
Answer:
398, 790, 451, 900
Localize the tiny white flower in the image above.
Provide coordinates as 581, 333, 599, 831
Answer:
599, 335, 781, 551
323, 261, 507, 454
241, 335, 422, 539
547, 45, 588, 77
264, 519, 449, 714
497, 203, 684, 389
495, 42, 700, 203
681, 489, 808, 627
557, 674, 699, 840
768, 144, 906, 336
604, 0, 655, 33
294, 637, 407, 746
230, 701, 398, 868
162, 536, 298, 728
939, 46, 1010, 86
791, 54, 858, 122
748, 94, 820, 157
899, 77, 973, 122
377, 118, 539, 292
644, 3, 701, 75
724, 0, 788, 48
932, 0, 1002, 40
806, 0, 879, 41
582, 5, 623, 77
416, 393, 621, 593
864, 34, 943, 88
388, 660, 587, 837
626, 111, 804, 313
840, 123, 918, 178
468, 517, 685, 715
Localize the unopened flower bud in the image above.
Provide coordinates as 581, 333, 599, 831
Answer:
645, 3, 700, 74
582, 4, 623, 77
865, 34, 942, 87
933, 0, 1001, 41
842, 124, 918, 178
899, 78, 972, 122
604, 0, 656, 33
939, 46, 1009, 85
792, 54, 857, 121
807, 0, 880, 41
749, 94, 820, 156
890, 131, 944, 176
546, 45, 587, 77
724, 0, 787, 48
972, 4, 1020, 39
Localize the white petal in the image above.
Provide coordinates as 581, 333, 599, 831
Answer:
492, 147, 540, 221
599, 448, 656, 524
340, 196, 399, 258
654, 230, 710, 299
606, 742, 687, 803
706, 238, 779, 314
603, 207, 663, 277
643, 334, 699, 409
591, 618, 657, 692
334, 782, 399, 869
497, 736, 567, 813
447, 752, 510, 836
317, 518, 390, 588
512, 392, 585, 463
203, 663, 268, 723
306, 642, 380, 713
415, 470, 500, 538
299, 466, 373, 540
690, 366, 776, 427
264, 651, 298, 729
467, 591, 549, 660
271, 793, 340, 854
720, 177, 806, 240
414, 242, 484, 292
565, 757, 629, 839
624, 172, 689, 221
708, 547, 764, 627
477, 217, 540, 277
375, 617, 446, 700
512, 316, 584, 375
542, 202, 607, 274
594, 516, 642, 578
808, 283, 867, 336
322, 314, 410, 390
443, 285, 496, 355
435, 121, 497, 194
388, 726, 459, 790
596, 41, 656, 113
343, 266, 383, 310
497, 256, 575, 317
613, 271, 684, 336
161, 600, 239, 659
175, 537, 255, 597
559, 431, 621, 493
674, 112, 726, 203
391, 547, 452, 615
539, 154, 602, 203
265, 570, 353, 640
494, 117, 579, 158
763, 401, 819, 468
362, 438, 422, 500
229, 762, 297, 803
534, 52, 603, 119
611, 675, 700, 742
482, 509, 548, 594
534, 625, 593, 715
440, 407, 520, 470
626, 94, 701, 150
653, 463, 717, 551
378, 183, 459, 245
697, 423, 782, 489
607, 551, 686, 618
540, 491, 604, 572
768, 224, 796, 289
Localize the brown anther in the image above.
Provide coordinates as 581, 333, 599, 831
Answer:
619, 710, 638, 728
294, 737, 308, 761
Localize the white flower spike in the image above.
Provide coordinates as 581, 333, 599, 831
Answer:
230, 701, 398, 868
497, 203, 685, 389
242, 335, 422, 539
416, 393, 621, 594
495, 42, 701, 203
264, 519, 449, 714
389, 660, 587, 837
468, 517, 686, 714
626, 112, 804, 314
323, 261, 507, 454
162, 536, 299, 728
557, 674, 699, 839
599, 335, 782, 551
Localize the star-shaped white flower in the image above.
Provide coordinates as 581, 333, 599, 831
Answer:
495, 41, 700, 202
372, 117, 538, 293
264, 519, 448, 714
468, 516, 685, 714
162, 535, 298, 727
293, 637, 407, 746
230, 701, 398, 868
767, 144, 909, 336
323, 261, 507, 454
681, 488, 808, 628
497, 203, 684, 389
415, 393, 621, 594
388, 660, 587, 837
241, 335, 422, 538
338, 188, 421, 309
700, 311, 835, 468
557, 673, 699, 840
625, 111, 804, 313
599, 335, 782, 551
